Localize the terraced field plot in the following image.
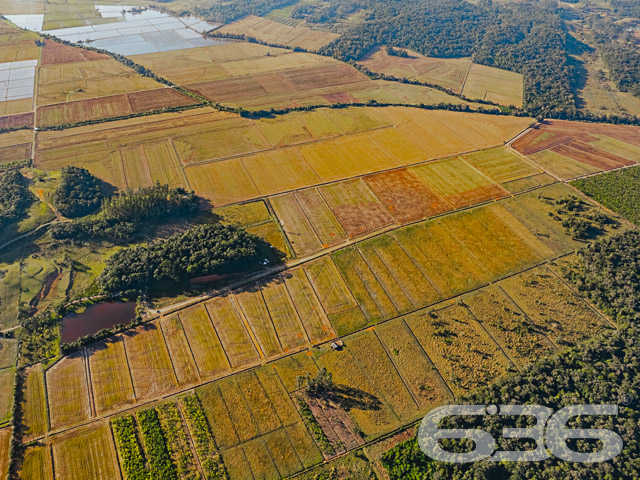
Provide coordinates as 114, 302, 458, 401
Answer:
512, 119, 640, 180
360, 46, 524, 107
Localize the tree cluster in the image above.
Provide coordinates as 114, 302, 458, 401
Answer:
0, 170, 33, 229
98, 223, 262, 294
50, 183, 199, 243
52, 166, 103, 218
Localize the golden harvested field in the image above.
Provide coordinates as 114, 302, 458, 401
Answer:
22, 364, 49, 440
51, 422, 121, 480
500, 266, 615, 348
88, 338, 135, 415
261, 279, 308, 353
0, 338, 17, 370
272, 351, 319, 392
37, 57, 162, 106
0, 130, 34, 166
462, 146, 541, 183
178, 304, 231, 378
158, 315, 200, 387
19, 445, 53, 480
46, 352, 92, 429
216, 15, 340, 50
360, 46, 524, 106
405, 305, 513, 395
121, 322, 177, 400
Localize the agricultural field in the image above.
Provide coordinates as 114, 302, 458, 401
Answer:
34, 106, 532, 207
360, 46, 524, 107
512, 119, 640, 180
131, 41, 479, 111
572, 165, 640, 225
215, 15, 340, 50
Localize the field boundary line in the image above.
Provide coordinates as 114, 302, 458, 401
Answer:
234, 284, 284, 358
372, 329, 420, 410
107, 420, 125, 480
460, 299, 521, 373
209, 381, 244, 448
48, 443, 56, 480
83, 347, 96, 419
400, 317, 455, 400
156, 319, 182, 389
355, 244, 412, 313
117, 335, 138, 403
279, 274, 313, 346
229, 294, 266, 361
495, 284, 559, 352
201, 304, 235, 371
543, 263, 618, 329
389, 235, 444, 298
175, 400, 208, 479
175, 312, 206, 379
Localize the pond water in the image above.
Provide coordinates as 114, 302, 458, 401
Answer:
60, 301, 136, 343
6, 6, 226, 56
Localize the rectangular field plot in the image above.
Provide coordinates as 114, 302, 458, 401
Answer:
271, 193, 323, 256
500, 267, 615, 348
411, 157, 508, 208
235, 370, 283, 435
0, 368, 13, 425
121, 323, 177, 400
20, 445, 54, 480
464, 286, 556, 368
235, 286, 282, 360
261, 279, 308, 353
462, 146, 541, 183
529, 149, 601, 180
88, 337, 135, 415
196, 382, 241, 449
22, 364, 49, 440
333, 246, 398, 328
46, 352, 92, 429
206, 295, 260, 367
0, 428, 10, 479
319, 178, 394, 238
364, 168, 452, 223
405, 305, 513, 395
313, 344, 402, 439
37, 58, 161, 106
178, 305, 230, 378
502, 172, 556, 193
375, 318, 452, 409
347, 330, 420, 422
283, 267, 335, 343
158, 315, 199, 386
51, 423, 120, 480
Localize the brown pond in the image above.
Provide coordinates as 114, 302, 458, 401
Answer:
60, 301, 136, 343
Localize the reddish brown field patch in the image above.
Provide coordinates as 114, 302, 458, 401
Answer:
364, 168, 453, 223
550, 141, 633, 170
40, 40, 108, 65
446, 183, 509, 208
0, 112, 33, 129
36, 89, 199, 127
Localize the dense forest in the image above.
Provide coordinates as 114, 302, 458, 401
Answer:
52, 166, 103, 218
610, 0, 640, 18
0, 170, 33, 229
189, 0, 294, 23
98, 223, 263, 293
316, 0, 575, 115
50, 183, 198, 243
382, 231, 640, 479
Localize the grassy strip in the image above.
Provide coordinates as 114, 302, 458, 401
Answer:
137, 408, 177, 480
296, 398, 335, 456
180, 395, 228, 480
111, 415, 147, 480
157, 402, 200, 480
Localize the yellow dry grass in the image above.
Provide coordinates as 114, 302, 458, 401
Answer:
88, 337, 135, 415
46, 352, 92, 429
